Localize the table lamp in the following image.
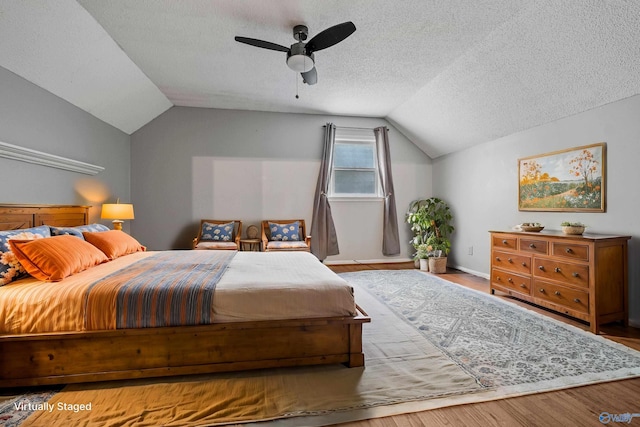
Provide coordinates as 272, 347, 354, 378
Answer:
101, 199, 134, 231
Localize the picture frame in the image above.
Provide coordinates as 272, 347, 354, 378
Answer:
518, 143, 606, 212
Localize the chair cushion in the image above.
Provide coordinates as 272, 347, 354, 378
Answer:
194, 241, 238, 250
266, 241, 309, 250
201, 222, 234, 242
268, 221, 300, 241
0, 225, 51, 286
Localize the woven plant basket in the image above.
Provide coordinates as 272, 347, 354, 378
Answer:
428, 257, 447, 274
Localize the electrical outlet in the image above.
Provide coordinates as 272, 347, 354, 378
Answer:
468, 246, 473, 255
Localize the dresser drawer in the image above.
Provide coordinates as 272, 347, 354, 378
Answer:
492, 269, 531, 294
534, 258, 589, 288
534, 280, 589, 314
552, 242, 590, 261
519, 238, 548, 255
492, 250, 531, 275
492, 235, 517, 250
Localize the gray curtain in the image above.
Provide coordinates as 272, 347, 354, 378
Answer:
374, 126, 401, 255
310, 123, 339, 260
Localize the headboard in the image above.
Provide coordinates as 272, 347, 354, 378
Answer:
0, 204, 90, 231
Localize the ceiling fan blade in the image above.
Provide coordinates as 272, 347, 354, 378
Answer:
306, 21, 356, 53
234, 36, 289, 52
301, 67, 317, 85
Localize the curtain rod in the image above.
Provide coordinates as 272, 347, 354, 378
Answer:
323, 125, 388, 131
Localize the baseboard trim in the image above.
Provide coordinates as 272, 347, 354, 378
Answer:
324, 258, 413, 266
451, 264, 490, 280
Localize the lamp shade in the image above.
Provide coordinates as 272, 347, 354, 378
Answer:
101, 203, 134, 220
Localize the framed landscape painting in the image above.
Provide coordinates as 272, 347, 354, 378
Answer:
518, 143, 606, 212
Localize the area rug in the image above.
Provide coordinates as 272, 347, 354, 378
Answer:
6, 270, 640, 427
342, 270, 640, 393
0, 390, 60, 427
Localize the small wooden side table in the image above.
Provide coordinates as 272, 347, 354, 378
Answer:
240, 239, 261, 251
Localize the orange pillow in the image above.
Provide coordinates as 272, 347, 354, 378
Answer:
9, 235, 109, 282
83, 230, 146, 260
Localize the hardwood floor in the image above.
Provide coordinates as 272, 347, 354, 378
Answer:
327, 262, 640, 427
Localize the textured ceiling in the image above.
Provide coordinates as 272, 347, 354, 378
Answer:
1, 0, 638, 157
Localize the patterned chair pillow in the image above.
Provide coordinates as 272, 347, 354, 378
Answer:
0, 225, 51, 286
268, 221, 300, 241
201, 222, 234, 242
50, 223, 110, 239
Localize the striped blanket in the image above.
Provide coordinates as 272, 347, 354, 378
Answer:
84, 251, 235, 330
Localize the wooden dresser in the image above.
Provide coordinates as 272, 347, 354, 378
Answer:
489, 230, 630, 333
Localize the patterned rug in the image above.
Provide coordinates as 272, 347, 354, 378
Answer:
0, 389, 60, 427
341, 270, 640, 395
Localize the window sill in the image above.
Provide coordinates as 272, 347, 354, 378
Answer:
328, 196, 384, 202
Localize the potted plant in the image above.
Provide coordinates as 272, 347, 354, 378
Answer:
561, 221, 586, 235
406, 200, 431, 266
406, 197, 454, 272
415, 243, 430, 271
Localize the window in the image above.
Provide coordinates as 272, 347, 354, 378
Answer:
329, 127, 381, 198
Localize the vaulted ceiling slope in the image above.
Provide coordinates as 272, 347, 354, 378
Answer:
1, 1, 638, 158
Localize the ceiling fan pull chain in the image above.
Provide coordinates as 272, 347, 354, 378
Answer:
295, 73, 299, 99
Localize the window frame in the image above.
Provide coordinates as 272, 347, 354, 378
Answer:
328, 129, 382, 199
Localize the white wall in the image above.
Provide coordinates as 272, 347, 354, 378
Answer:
432, 94, 640, 326
0, 66, 131, 226
131, 107, 432, 261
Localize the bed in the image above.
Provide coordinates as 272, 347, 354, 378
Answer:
0, 204, 369, 387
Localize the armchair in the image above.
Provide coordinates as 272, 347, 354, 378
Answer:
193, 219, 242, 250
261, 219, 311, 252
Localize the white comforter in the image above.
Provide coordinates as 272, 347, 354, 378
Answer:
213, 251, 356, 322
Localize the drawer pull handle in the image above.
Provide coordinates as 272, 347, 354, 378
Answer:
520, 283, 527, 288
496, 276, 501, 281
502, 239, 508, 244
572, 272, 579, 278
554, 267, 561, 273
566, 248, 573, 253
508, 258, 513, 263
539, 288, 545, 293
538, 266, 545, 271
529, 243, 536, 249
555, 291, 561, 296
574, 298, 581, 303
508, 278, 513, 283
522, 262, 527, 267
495, 257, 501, 261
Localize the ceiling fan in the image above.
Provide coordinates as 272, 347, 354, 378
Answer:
234, 21, 356, 85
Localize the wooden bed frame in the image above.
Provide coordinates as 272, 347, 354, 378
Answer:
0, 204, 370, 388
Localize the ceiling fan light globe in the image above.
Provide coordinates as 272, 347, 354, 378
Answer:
286, 54, 314, 72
